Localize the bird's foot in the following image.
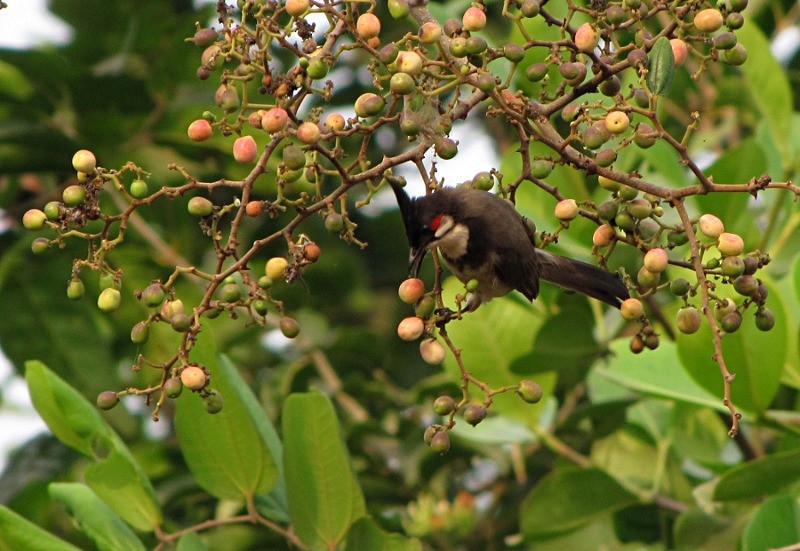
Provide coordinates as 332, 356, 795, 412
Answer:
434, 307, 461, 326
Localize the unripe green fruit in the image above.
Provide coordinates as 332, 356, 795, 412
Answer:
252, 299, 269, 316
433, 395, 456, 415
388, 0, 410, 19
43, 201, 61, 221
521, 0, 540, 17
279, 316, 300, 338
219, 283, 242, 303
280, 145, 304, 171
599, 75, 622, 96
721, 311, 743, 333
614, 211, 636, 232
23, 209, 47, 231
187, 196, 213, 216
694, 9, 724, 33
97, 288, 121, 312
141, 283, 165, 307
170, 313, 192, 332
554, 199, 579, 221
72, 149, 97, 173
598, 175, 621, 192
419, 338, 446, 365
503, 43, 525, 63
62, 185, 87, 207
97, 391, 119, 410
713, 32, 737, 50
627, 198, 653, 220
397, 316, 425, 341
620, 298, 644, 320
677, 306, 701, 334
583, 126, 606, 150
634, 124, 657, 148
164, 377, 183, 398
435, 138, 458, 160
354, 93, 385, 118
721, 256, 745, 278
561, 103, 580, 123
324, 212, 344, 233
449, 37, 468, 57
390, 72, 416, 95
525, 63, 548, 82
131, 321, 149, 344
193, 28, 218, 47
378, 43, 399, 65
729, 0, 748, 12
715, 298, 737, 321
733, 275, 759, 296
471, 171, 493, 191
722, 44, 748, 66
203, 389, 224, 414
429, 431, 450, 453
637, 219, 659, 241
306, 57, 329, 80
473, 73, 496, 93
726, 12, 744, 29
67, 279, 85, 300
398, 278, 425, 303
463, 404, 487, 426
265, 257, 288, 280
180, 365, 207, 390
595, 148, 617, 167
400, 116, 420, 137
162, 299, 185, 320
517, 380, 543, 404
755, 308, 775, 331
531, 160, 553, 179
637, 267, 660, 288
218, 88, 240, 113
130, 179, 148, 199
465, 36, 488, 55
31, 237, 49, 254
706, 258, 720, 269
670, 278, 691, 296
597, 200, 618, 222
575, 22, 600, 53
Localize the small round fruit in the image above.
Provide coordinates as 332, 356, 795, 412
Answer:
721, 311, 743, 333
285, 0, 310, 17
429, 431, 450, 453
30, 238, 49, 254
670, 39, 688, 67
517, 380, 543, 404
164, 377, 183, 398
262, 107, 289, 133
325, 212, 344, 233
67, 279, 85, 300
670, 278, 691, 296
676, 306, 701, 334
390, 72, 416, 95
634, 123, 657, 148
694, 8, 724, 33
398, 278, 425, 303
296, 121, 321, 145
643, 248, 668, 273
325, 113, 345, 133
525, 63, 548, 82
531, 160, 553, 179
605, 111, 630, 134
43, 201, 60, 221
620, 298, 644, 320
433, 395, 456, 415
72, 149, 97, 173
130, 179, 148, 198
733, 275, 759, 296
471, 171, 493, 191
595, 148, 617, 167
434, 138, 458, 160
627, 198, 653, 219
142, 283, 165, 307
188, 196, 213, 216
233, 135, 258, 163
303, 242, 321, 262
354, 93, 385, 118
97, 288, 121, 312
418, 21, 442, 44
463, 404, 487, 426
721, 256, 745, 278
170, 313, 192, 332
419, 338, 446, 365
597, 201, 618, 222
131, 321, 149, 344
245, 200, 263, 217
717, 232, 744, 257
203, 389, 224, 414
755, 308, 775, 332
180, 365, 207, 390
574, 22, 600, 53
598, 175, 621, 192
356, 12, 381, 39
423, 425, 437, 444
188, 119, 213, 141
279, 316, 300, 338
592, 224, 616, 247
193, 28, 217, 47
698, 214, 724, 239
282, 145, 306, 170
630, 335, 645, 354
22, 209, 47, 231
62, 185, 87, 207
462, 6, 486, 31
397, 316, 425, 341
395, 51, 424, 76
554, 199, 579, 221
97, 391, 119, 410
265, 257, 289, 280
637, 267, 660, 288
389, 0, 410, 19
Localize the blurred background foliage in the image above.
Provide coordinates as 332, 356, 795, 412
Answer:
1, 0, 800, 550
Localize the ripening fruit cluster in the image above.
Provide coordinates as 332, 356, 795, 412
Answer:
396, 278, 448, 365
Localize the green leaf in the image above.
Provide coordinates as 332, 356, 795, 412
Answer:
646, 37, 674, 95
742, 495, 800, 551
449, 415, 536, 444
737, 24, 793, 164
283, 393, 366, 550
441, 277, 556, 428
0, 505, 82, 551
713, 448, 800, 501
346, 518, 423, 551
677, 278, 787, 414
84, 450, 163, 532
673, 507, 738, 551
174, 342, 279, 501
592, 340, 729, 413
48, 483, 146, 551
176, 532, 210, 551
24, 360, 115, 457
0, 59, 35, 101
521, 467, 638, 539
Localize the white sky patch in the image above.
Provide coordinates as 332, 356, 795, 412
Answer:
0, 0, 72, 49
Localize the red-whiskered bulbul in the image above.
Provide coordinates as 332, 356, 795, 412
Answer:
389, 182, 630, 312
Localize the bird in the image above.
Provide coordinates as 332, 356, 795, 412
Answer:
389, 181, 630, 313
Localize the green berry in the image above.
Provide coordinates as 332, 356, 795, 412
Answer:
43, 201, 61, 221
670, 278, 691, 296
676, 306, 701, 334
23, 209, 48, 231
164, 377, 183, 398
721, 256, 745, 278
67, 279, 85, 300
170, 313, 192, 332
96, 391, 119, 410
97, 288, 122, 312
463, 404, 487, 426
721, 311, 743, 333
531, 160, 553, 179
188, 196, 213, 216
130, 321, 149, 344
130, 179, 148, 199
433, 395, 456, 415
31, 238, 49, 254
279, 316, 300, 338
219, 282, 242, 302
755, 308, 775, 331
282, 145, 306, 170
203, 389, 224, 414
142, 283, 166, 307
429, 431, 450, 453
517, 380, 543, 404
525, 63, 548, 82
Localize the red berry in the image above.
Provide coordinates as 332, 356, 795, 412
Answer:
398, 278, 425, 303
233, 135, 258, 163
188, 119, 213, 141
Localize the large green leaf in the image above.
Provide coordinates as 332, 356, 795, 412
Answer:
520, 467, 638, 539
283, 393, 366, 550
676, 278, 787, 414
737, 25, 793, 165
0, 505, 82, 551
345, 517, 422, 551
176, 532, 210, 551
174, 341, 279, 501
48, 483, 146, 551
742, 495, 800, 551
713, 448, 800, 501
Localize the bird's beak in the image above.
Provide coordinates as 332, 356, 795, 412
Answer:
408, 247, 428, 278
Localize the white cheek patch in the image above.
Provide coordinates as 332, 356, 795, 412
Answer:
434, 216, 454, 239
436, 223, 469, 259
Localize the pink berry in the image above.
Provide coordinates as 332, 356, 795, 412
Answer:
233, 135, 258, 163
188, 119, 213, 142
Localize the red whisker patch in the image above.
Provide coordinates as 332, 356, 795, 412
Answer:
430, 214, 444, 230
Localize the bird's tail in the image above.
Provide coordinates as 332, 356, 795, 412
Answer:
535, 249, 629, 308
